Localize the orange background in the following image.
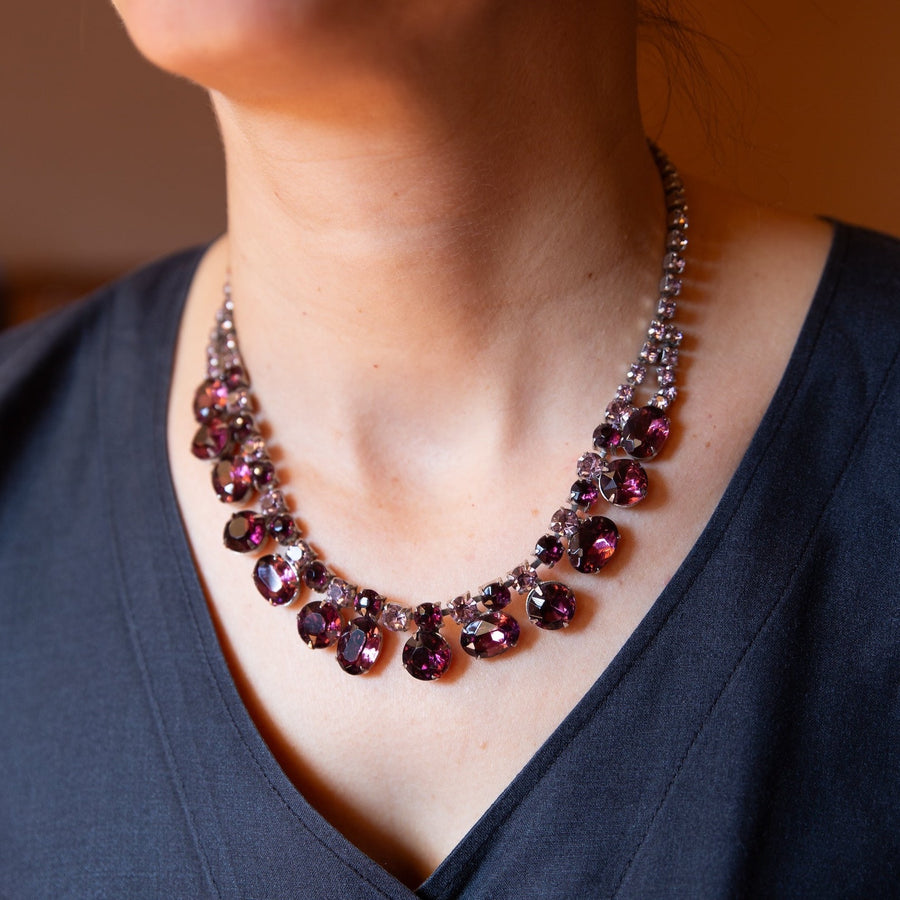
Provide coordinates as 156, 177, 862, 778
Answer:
1, 0, 898, 287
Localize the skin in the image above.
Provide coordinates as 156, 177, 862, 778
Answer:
114, 0, 833, 886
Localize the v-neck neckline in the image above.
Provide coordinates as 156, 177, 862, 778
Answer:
102, 223, 851, 897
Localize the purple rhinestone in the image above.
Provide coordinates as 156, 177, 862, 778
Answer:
268, 513, 299, 545
230, 412, 256, 440
325, 577, 357, 608
336, 617, 382, 675
526, 581, 576, 630
382, 602, 411, 632
212, 458, 253, 503
253, 554, 299, 606
297, 601, 342, 649
413, 602, 444, 631
354, 588, 385, 619
402, 630, 452, 681
250, 459, 275, 489
224, 366, 248, 390
534, 533, 564, 567
577, 451, 605, 480
479, 582, 511, 611
191, 418, 230, 460
567, 516, 619, 574
550, 507, 579, 537
593, 423, 620, 451
599, 459, 648, 507
193, 378, 229, 423
448, 594, 479, 624
606, 399, 633, 426
303, 560, 330, 592
223, 511, 268, 553
460, 612, 520, 659
569, 479, 599, 509
621, 406, 670, 459
667, 231, 688, 252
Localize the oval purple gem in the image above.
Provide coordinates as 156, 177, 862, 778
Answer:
193, 378, 229, 423
479, 582, 511, 611
460, 611, 520, 659
336, 616, 382, 675
223, 511, 267, 553
212, 458, 253, 503
191, 418, 230, 460
253, 554, 299, 606
535, 533, 565, 567
567, 515, 619, 574
569, 479, 599, 509
599, 458, 648, 507
526, 581, 576, 630
297, 601, 342, 648
621, 406, 670, 459
402, 630, 452, 681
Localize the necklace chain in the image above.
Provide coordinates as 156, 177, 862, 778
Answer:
190, 142, 688, 681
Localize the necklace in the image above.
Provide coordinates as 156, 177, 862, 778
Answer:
191, 143, 687, 681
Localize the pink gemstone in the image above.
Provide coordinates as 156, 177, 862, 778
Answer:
297, 601, 342, 648
550, 507, 579, 537
402, 630, 452, 681
567, 516, 619, 573
479, 582, 511, 611
577, 451, 605, 480
526, 581, 576, 630
253, 554, 299, 606
381, 602, 411, 632
509, 565, 539, 595
621, 406, 670, 459
212, 458, 253, 503
336, 617, 383, 675
193, 378, 229, 423
191, 418, 230, 460
599, 459, 648, 507
448, 594, 479, 624
223, 511, 267, 553
460, 612, 520, 659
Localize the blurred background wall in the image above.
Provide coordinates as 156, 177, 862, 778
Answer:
1, 0, 898, 327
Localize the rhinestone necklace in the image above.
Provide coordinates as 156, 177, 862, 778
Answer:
190, 143, 687, 681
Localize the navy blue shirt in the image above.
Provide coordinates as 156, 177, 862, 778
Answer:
1, 223, 898, 898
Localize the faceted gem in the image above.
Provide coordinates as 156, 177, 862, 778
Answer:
599, 459, 648, 508
223, 511, 268, 553
253, 554, 299, 606
241, 435, 267, 461
382, 602, 411, 632
592, 424, 620, 452
229, 412, 256, 439
534, 533, 564, 567
549, 507, 579, 537
223, 366, 248, 390
212, 458, 253, 503
667, 231, 688, 252
402, 630, 452, 681
268, 512, 300, 545
336, 617, 382, 675
260, 489, 286, 515
297, 601, 342, 648
621, 406, 670, 459
567, 516, 619, 573
191, 419, 230, 460
448, 593, 479, 624
250, 459, 275, 488
664, 252, 686, 274
576, 451, 604, 480
605, 399, 633, 426
413, 602, 444, 631
325, 578, 357, 608
479, 582, 511, 611
526, 581, 576, 630
193, 378, 228, 423
460, 612, 520, 659
354, 588, 385, 619
569, 479, 599, 509
283, 540, 315, 570
509, 564, 539, 595
303, 560, 330, 592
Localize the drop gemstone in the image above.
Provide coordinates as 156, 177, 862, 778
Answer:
479, 582, 511, 611
567, 515, 619, 573
297, 601, 342, 648
460, 612, 520, 659
212, 458, 253, 503
526, 581, 576, 630
253, 554, 299, 606
599, 459, 648, 507
621, 406, 670, 459
402, 630, 452, 681
193, 378, 229, 423
534, 533, 564, 567
336, 617, 382, 675
569, 479, 599, 509
223, 511, 268, 553
191, 419, 230, 460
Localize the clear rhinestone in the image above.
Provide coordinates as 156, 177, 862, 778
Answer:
549, 507, 579, 537
626, 364, 646, 385
382, 602, 411, 632
448, 593, 479, 624
577, 451, 604, 480
260, 489, 286, 515
638, 342, 660, 365
657, 365, 676, 387
663, 252, 686, 274
509, 564, 539, 595
283, 540, 315, 568
325, 577, 357, 608
657, 297, 677, 319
